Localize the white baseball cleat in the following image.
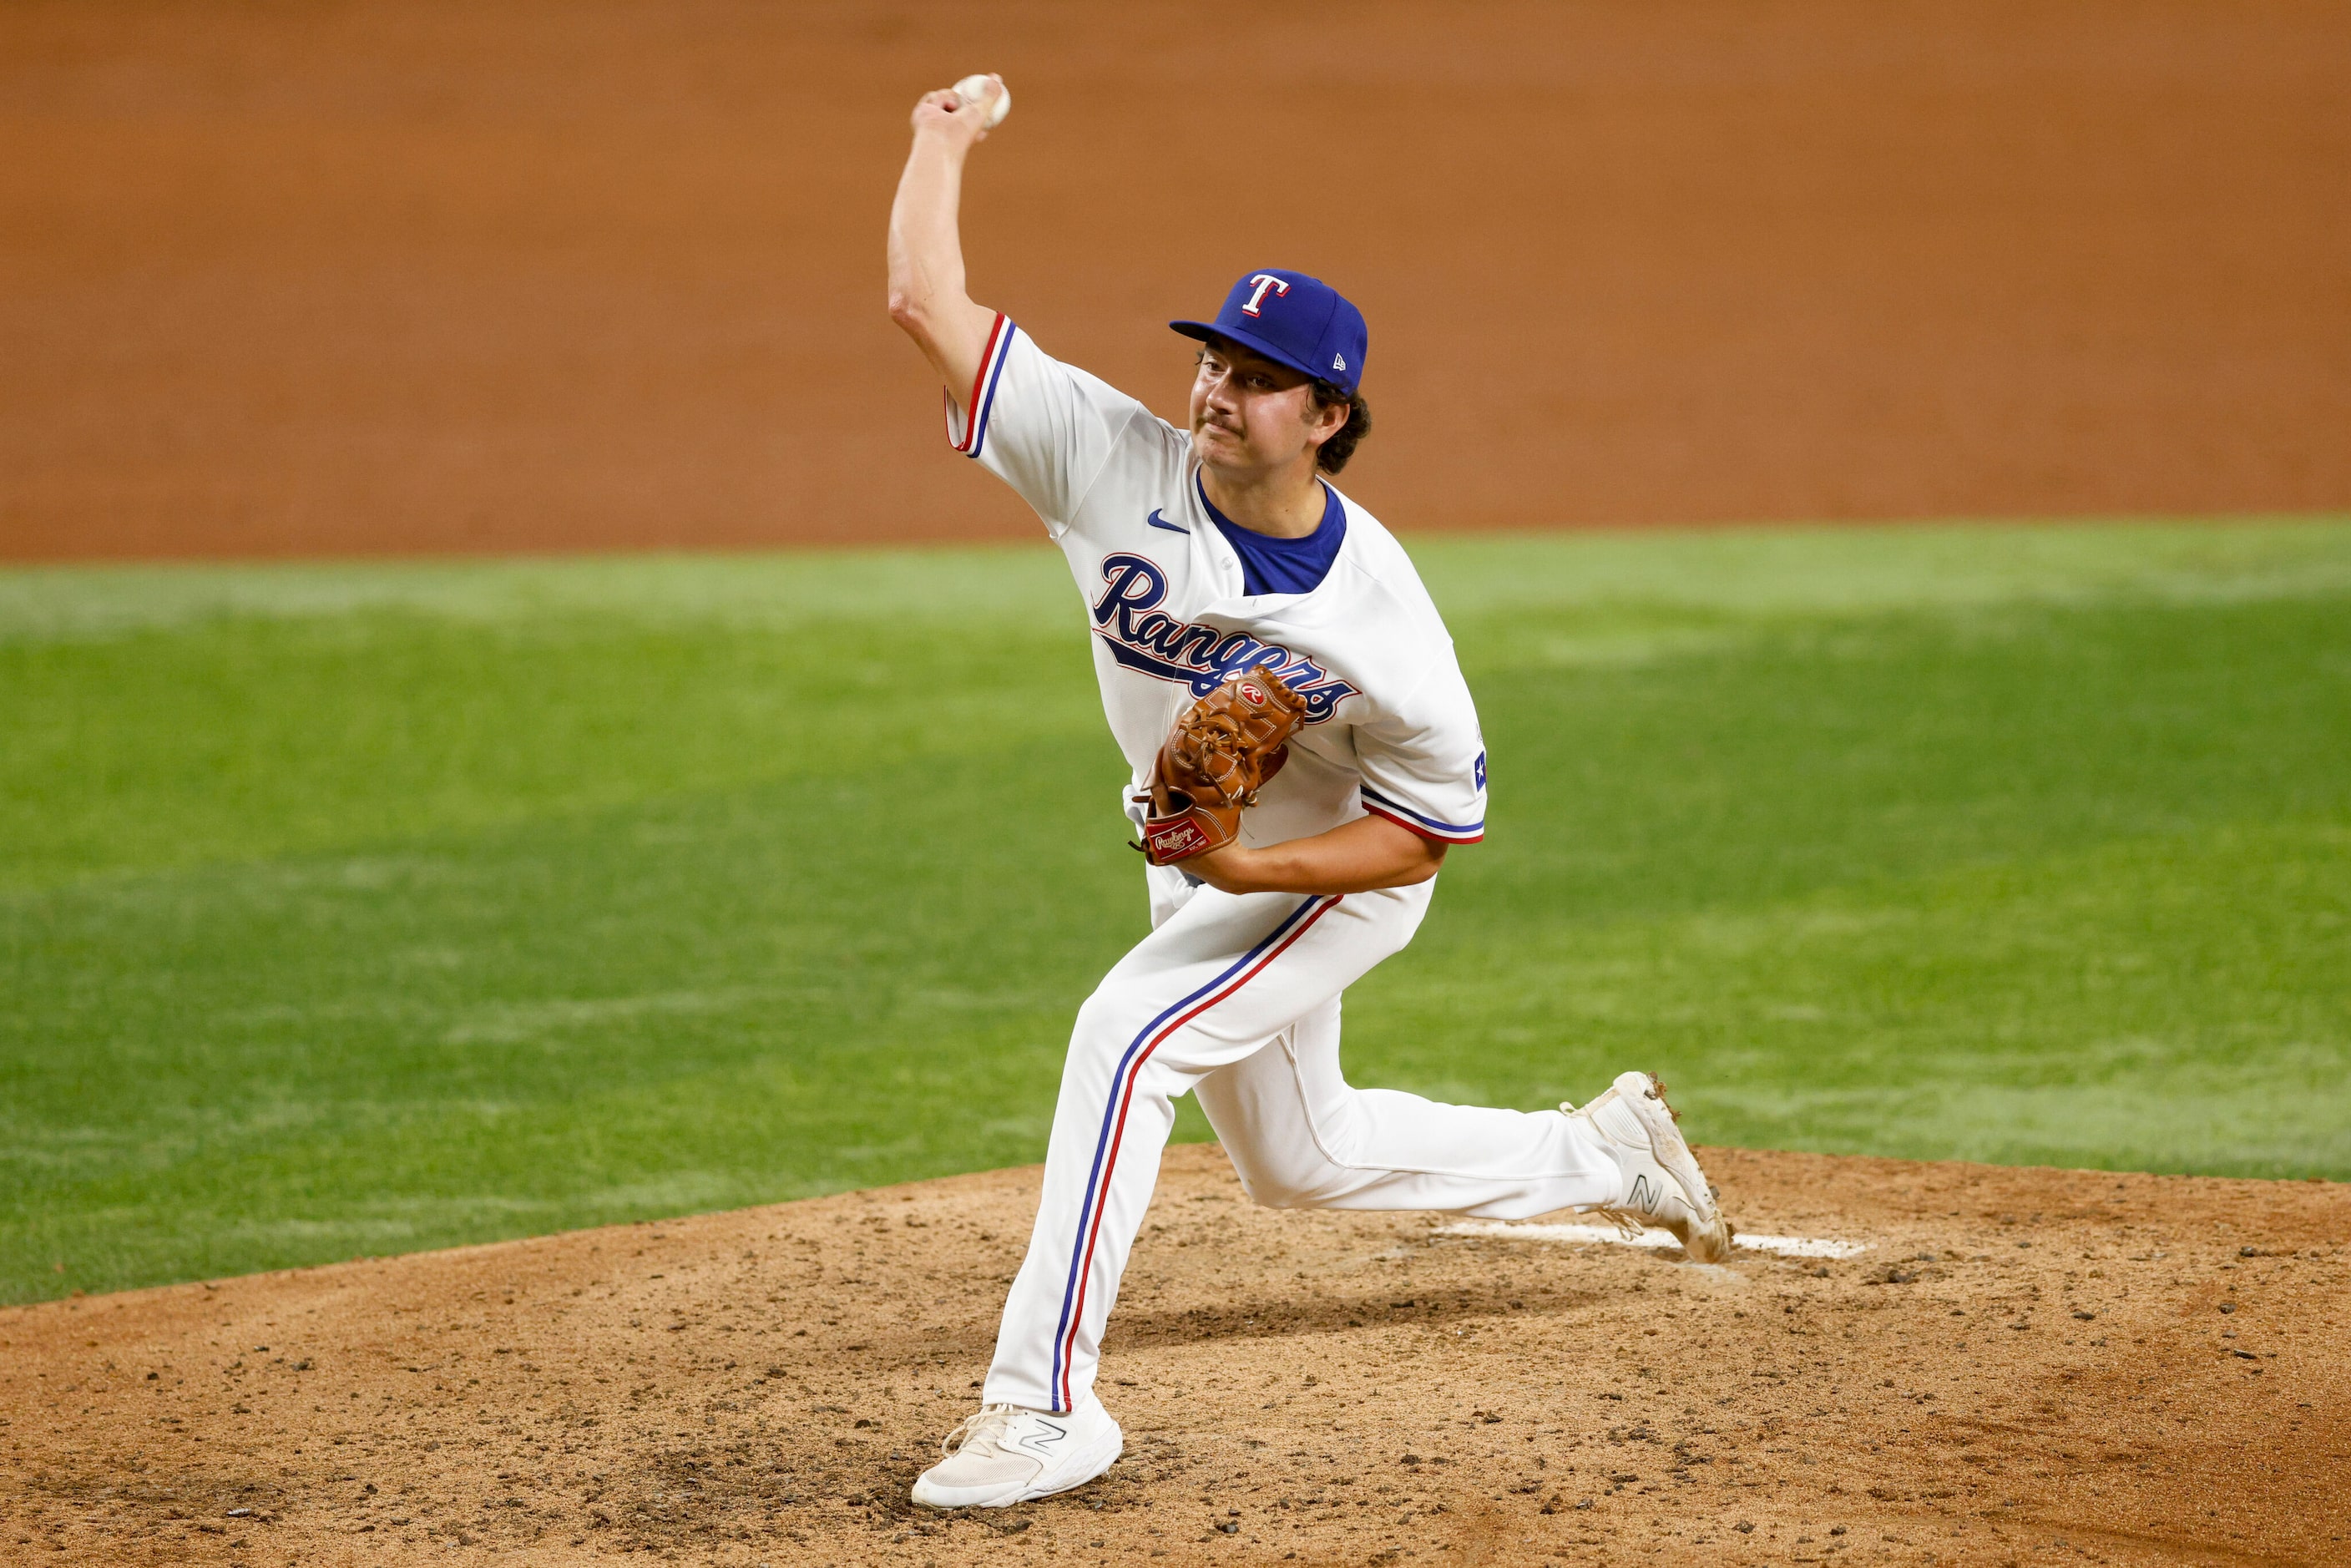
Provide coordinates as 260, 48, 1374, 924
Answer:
1564, 1071, 1736, 1262
910, 1395, 1123, 1509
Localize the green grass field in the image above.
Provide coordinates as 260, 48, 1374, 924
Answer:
4, 521, 2348, 1305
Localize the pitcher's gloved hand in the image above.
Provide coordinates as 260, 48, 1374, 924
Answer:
1133, 669, 1306, 865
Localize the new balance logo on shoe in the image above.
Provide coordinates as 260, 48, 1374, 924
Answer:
1628, 1173, 1663, 1216
1014, 1420, 1068, 1458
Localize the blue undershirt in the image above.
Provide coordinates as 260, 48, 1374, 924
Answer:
1201, 477, 1347, 597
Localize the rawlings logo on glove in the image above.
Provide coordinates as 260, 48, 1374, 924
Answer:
1132, 667, 1306, 865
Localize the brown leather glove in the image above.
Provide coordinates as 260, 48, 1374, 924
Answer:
1133, 668, 1307, 865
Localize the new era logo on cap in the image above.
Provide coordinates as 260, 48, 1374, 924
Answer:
1170, 269, 1368, 397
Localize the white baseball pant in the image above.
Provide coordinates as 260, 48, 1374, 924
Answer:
982, 871, 1626, 1415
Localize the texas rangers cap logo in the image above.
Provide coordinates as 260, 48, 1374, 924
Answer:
1239, 274, 1291, 317
1169, 269, 1369, 397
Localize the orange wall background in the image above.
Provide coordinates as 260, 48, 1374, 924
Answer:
3, 1, 2346, 560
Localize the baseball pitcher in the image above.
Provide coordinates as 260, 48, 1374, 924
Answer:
885, 74, 1732, 1510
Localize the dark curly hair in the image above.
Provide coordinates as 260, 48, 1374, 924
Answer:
1310, 381, 1372, 474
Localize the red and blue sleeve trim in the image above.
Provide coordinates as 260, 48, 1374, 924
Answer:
1359, 784, 1484, 844
943, 312, 1016, 460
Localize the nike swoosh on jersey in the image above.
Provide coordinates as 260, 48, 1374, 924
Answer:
1145, 509, 1190, 534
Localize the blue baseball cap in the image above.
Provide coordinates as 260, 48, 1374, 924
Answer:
1171, 269, 1368, 397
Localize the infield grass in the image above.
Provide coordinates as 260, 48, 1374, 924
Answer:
5, 521, 2348, 1302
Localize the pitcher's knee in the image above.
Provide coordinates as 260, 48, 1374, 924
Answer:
1221, 1141, 1353, 1211
1066, 984, 1152, 1069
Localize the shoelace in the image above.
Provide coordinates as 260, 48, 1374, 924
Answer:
939, 1403, 1023, 1459
1564, 1094, 1667, 1239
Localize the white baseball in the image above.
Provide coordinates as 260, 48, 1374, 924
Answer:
951, 73, 1012, 129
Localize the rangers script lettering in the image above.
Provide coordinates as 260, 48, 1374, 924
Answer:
1090, 553, 1358, 721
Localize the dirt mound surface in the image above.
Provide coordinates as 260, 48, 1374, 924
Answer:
4, 2, 2348, 561
2, 1146, 2343, 1566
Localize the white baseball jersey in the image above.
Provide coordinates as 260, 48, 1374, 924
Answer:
946, 315, 1489, 852
930, 316, 1636, 1423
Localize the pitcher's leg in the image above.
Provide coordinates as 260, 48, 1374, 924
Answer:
983, 885, 1403, 1414
981, 1029, 1188, 1413
1200, 997, 1623, 1219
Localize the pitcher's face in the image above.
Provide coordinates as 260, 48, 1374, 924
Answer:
1188, 339, 1343, 477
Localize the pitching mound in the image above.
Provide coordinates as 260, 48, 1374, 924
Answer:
3, 1147, 2343, 1566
